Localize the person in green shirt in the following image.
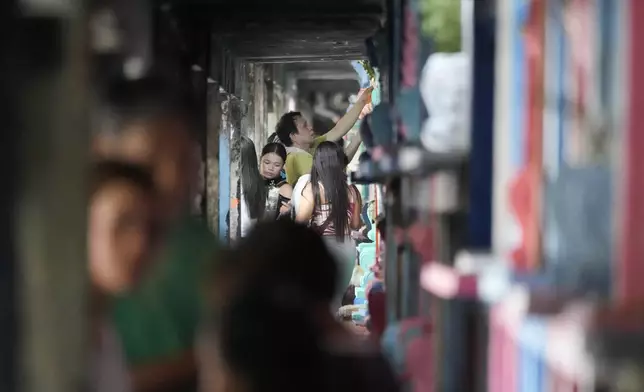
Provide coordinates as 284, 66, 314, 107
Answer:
275, 86, 373, 186
93, 76, 219, 392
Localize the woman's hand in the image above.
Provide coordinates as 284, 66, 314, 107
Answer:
358, 87, 374, 119
358, 86, 374, 105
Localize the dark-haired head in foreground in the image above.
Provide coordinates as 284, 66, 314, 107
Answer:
92, 75, 199, 221
201, 220, 401, 392
202, 220, 336, 392
219, 219, 339, 305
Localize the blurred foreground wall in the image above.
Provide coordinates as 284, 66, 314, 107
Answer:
2, 1, 91, 391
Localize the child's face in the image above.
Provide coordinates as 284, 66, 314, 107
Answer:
260, 152, 285, 180
89, 180, 155, 294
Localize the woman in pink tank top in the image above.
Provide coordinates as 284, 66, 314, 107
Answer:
296, 141, 363, 309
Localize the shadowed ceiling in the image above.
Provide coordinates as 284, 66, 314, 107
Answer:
172, 0, 384, 62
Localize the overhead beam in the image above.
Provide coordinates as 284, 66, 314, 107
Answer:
248, 57, 365, 64
236, 51, 365, 59
298, 79, 361, 93
211, 14, 381, 35
240, 53, 365, 62
230, 40, 364, 52
180, 5, 384, 23
293, 70, 359, 80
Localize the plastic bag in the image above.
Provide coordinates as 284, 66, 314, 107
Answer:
420, 52, 471, 152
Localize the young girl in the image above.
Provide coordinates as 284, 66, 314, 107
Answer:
239, 138, 294, 237
88, 161, 157, 392
259, 142, 293, 217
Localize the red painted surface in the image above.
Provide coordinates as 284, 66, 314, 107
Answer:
549, 373, 579, 392
509, 0, 546, 271
563, 0, 594, 162
395, 318, 433, 390
394, 223, 434, 263
401, 7, 419, 89
618, 0, 644, 303
524, 0, 545, 172
406, 334, 433, 392
592, 303, 644, 331
368, 289, 386, 340
488, 307, 503, 392
509, 167, 537, 271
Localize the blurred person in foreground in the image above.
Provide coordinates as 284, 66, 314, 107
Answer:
93, 76, 219, 392
89, 161, 157, 392
198, 220, 400, 392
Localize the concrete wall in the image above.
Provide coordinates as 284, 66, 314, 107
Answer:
11, 2, 91, 391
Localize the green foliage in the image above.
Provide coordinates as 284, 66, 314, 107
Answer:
420, 0, 462, 53
358, 60, 377, 82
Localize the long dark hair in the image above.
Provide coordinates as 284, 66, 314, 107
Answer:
311, 141, 350, 240
267, 132, 282, 144
240, 136, 266, 219
220, 279, 324, 392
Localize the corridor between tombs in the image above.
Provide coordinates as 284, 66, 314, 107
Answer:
3, 0, 386, 390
